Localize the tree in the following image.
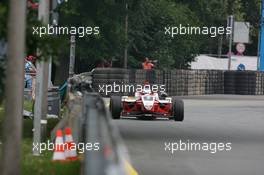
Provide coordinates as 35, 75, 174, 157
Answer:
57, 0, 203, 69
127, 0, 201, 69
58, 0, 126, 70
1, 1, 26, 175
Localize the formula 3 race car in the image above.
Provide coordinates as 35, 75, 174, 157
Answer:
109, 86, 184, 121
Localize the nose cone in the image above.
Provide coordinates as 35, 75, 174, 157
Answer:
142, 96, 155, 111
144, 104, 153, 111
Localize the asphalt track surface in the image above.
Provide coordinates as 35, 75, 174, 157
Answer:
112, 95, 264, 175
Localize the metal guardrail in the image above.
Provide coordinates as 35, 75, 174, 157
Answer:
62, 73, 132, 175
82, 93, 129, 175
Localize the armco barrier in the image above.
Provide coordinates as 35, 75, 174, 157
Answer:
92, 68, 129, 97
59, 74, 132, 175
91, 68, 264, 97
82, 93, 129, 175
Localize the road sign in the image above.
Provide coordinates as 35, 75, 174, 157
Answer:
233, 22, 250, 43
237, 64, 246, 71
227, 15, 234, 70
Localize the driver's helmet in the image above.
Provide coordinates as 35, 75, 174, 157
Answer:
143, 84, 151, 94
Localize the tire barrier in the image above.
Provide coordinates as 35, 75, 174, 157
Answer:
224, 71, 262, 95
68, 72, 93, 92
224, 71, 236, 94
90, 68, 264, 97
91, 68, 129, 97
256, 71, 264, 95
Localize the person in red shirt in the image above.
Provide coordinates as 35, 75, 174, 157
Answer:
142, 57, 155, 70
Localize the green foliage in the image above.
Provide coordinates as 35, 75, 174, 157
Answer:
127, 0, 201, 68
26, 10, 68, 61
58, 0, 203, 69
0, 0, 261, 74
58, 0, 126, 68
56, 0, 260, 69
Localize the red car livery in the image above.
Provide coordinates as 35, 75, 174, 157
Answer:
110, 89, 184, 121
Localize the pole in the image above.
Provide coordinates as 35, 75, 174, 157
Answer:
228, 15, 234, 70
48, 0, 59, 86
33, 0, 50, 155
48, 57, 52, 87
1, 0, 26, 174
257, 29, 261, 70
51, 0, 59, 26
257, 1, 262, 70
259, 0, 264, 71
124, 2, 128, 69
218, 35, 223, 58
69, 35, 76, 77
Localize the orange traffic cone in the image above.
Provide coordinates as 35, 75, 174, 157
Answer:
52, 129, 66, 162
64, 127, 78, 161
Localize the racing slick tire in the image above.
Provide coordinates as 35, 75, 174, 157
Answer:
110, 96, 122, 119
172, 97, 184, 122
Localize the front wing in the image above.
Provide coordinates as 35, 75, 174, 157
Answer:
121, 101, 172, 118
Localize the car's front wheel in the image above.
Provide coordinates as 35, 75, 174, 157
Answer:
172, 97, 184, 122
110, 96, 122, 119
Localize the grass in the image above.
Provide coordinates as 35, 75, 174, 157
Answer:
24, 100, 33, 112
22, 139, 80, 175
0, 101, 81, 175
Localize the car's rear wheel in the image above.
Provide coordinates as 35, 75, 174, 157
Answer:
110, 96, 122, 119
172, 97, 184, 121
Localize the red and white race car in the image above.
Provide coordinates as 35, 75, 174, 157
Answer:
109, 85, 184, 121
